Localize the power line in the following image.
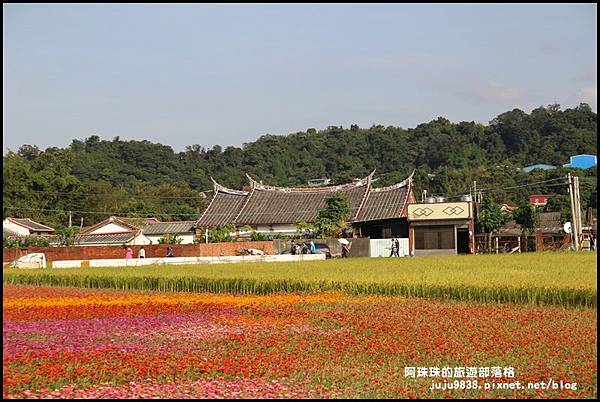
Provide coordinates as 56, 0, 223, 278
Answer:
3, 206, 201, 218
479, 182, 569, 195
2, 189, 209, 200
424, 177, 569, 199
478, 177, 568, 192
2, 181, 573, 220
3, 176, 585, 221
4, 175, 588, 202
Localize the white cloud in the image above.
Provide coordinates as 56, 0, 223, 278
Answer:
577, 87, 597, 109
451, 81, 523, 105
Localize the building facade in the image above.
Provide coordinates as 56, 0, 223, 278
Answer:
75, 216, 196, 246
196, 171, 416, 239
3, 217, 55, 237
406, 200, 475, 256
529, 194, 551, 207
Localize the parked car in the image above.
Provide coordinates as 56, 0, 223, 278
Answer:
313, 243, 332, 258
10, 253, 47, 269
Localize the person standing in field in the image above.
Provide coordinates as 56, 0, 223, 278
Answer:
125, 247, 133, 260
290, 240, 297, 255
301, 242, 309, 254
390, 238, 397, 257
395, 238, 400, 257
310, 240, 316, 254
341, 243, 349, 258
138, 246, 145, 259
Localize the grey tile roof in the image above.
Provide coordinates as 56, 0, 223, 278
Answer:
45, 235, 62, 245
79, 217, 139, 235
354, 177, 413, 222
80, 217, 195, 237
196, 172, 414, 227
74, 232, 136, 245
196, 185, 249, 227
10, 218, 55, 232
538, 212, 562, 234
499, 212, 563, 236
236, 183, 368, 225
120, 217, 161, 225
137, 221, 196, 235
498, 220, 522, 236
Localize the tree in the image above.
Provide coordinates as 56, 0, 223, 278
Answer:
17, 145, 41, 161
295, 219, 315, 238
3, 235, 50, 248
196, 224, 236, 243
513, 201, 539, 236
477, 195, 509, 252
3, 236, 20, 249
241, 225, 270, 241
2, 105, 596, 230
313, 195, 351, 238
545, 195, 571, 223
158, 233, 183, 244
55, 227, 78, 246
513, 201, 539, 252
118, 200, 166, 221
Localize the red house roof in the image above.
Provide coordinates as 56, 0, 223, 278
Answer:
529, 194, 551, 206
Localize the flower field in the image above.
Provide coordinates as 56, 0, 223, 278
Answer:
3, 284, 597, 398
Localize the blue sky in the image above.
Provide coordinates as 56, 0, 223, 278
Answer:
3, 4, 597, 152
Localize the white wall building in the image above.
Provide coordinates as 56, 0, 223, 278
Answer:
76, 216, 196, 246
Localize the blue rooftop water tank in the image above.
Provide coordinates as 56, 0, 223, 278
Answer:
563, 155, 597, 169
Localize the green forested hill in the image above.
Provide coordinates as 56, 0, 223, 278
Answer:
3, 103, 597, 228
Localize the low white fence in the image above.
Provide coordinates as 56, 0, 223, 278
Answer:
369, 238, 410, 257
51, 254, 325, 269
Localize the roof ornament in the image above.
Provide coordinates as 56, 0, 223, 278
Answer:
366, 169, 376, 185
210, 177, 249, 196
370, 170, 414, 192
407, 169, 415, 185
245, 173, 258, 190
210, 176, 220, 192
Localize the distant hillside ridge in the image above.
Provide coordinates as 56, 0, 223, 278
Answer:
3, 103, 597, 228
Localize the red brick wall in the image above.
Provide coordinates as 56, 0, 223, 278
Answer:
3, 241, 273, 263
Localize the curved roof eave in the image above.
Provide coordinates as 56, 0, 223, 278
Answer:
245, 170, 376, 193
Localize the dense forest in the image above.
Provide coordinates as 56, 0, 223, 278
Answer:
3, 103, 597, 229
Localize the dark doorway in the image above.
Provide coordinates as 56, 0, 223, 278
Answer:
457, 229, 469, 254
356, 219, 409, 239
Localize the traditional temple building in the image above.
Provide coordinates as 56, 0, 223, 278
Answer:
195, 171, 417, 239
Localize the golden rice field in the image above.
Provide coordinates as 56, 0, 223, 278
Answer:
3, 253, 597, 308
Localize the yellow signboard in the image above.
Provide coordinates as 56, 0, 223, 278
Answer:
407, 201, 471, 221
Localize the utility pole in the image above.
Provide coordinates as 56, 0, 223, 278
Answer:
567, 173, 579, 251
574, 175, 583, 250
471, 180, 477, 254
